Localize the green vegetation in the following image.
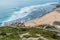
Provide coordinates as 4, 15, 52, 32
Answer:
0, 25, 59, 40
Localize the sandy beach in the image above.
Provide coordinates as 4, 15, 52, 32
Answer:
25, 9, 60, 28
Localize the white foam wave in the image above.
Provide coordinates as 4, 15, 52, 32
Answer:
2, 2, 58, 25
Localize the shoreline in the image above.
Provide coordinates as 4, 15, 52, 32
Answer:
25, 7, 60, 29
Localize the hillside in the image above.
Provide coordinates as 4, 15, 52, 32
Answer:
0, 25, 59, 40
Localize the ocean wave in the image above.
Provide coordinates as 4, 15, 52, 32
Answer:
2, 2, 58, 26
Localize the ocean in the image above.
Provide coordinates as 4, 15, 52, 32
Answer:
0, 0, 60, 25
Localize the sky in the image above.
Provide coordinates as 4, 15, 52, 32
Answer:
0, 0, 60, 24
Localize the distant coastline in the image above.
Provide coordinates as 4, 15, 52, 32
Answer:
1, 2, 59, 26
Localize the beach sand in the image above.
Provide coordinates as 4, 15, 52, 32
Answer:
25, 10, 60, 28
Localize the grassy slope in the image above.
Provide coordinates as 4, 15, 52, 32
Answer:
0, 26, 60, 40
